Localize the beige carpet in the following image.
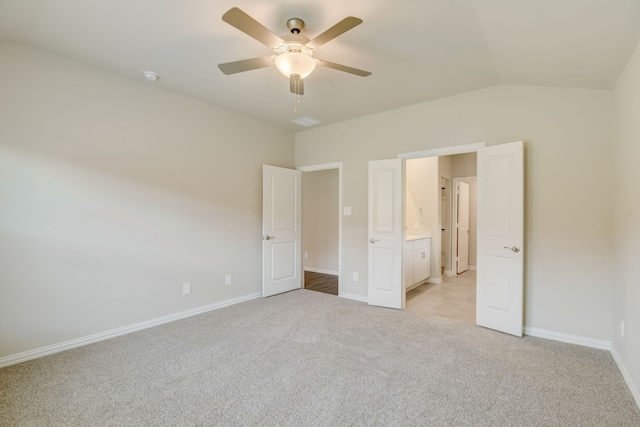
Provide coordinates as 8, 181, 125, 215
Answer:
1, 289, 639, 426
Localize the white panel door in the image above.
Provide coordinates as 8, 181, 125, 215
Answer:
368, 159, 403, 309
476, 141, 524, 336
457, 181, 470, 273
263, 165, 302, 297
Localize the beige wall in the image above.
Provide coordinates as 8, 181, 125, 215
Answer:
406, 157, 440, 279
296, 84, 614, 341
302, 169, 339, 273
452, 152, 477, 177
0, 43, 294, 358
613, 40, 640, 403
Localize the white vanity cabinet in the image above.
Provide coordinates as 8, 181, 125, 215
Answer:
404, 237, 431, 290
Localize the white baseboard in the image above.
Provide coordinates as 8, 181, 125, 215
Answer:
523, 326, 611, 350
426, 277, 443, 284
610, 345, 640, 409
0, 292, 262, 368
469, 265, 477, 271
304, 267, 339, 275
444, 270, 455, 276
339, 292, 368, 303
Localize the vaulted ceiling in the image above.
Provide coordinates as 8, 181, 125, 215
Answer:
1, 0, 639, 131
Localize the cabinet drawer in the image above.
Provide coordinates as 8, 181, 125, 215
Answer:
412, 238, 430, 250
404, 241, 414, 253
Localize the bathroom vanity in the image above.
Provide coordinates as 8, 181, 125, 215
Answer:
404, 235, 431, 291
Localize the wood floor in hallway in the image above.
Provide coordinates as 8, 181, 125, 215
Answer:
304, 271, 338, 296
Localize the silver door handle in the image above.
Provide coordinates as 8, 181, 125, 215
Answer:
265, 235, 275, 240
370, 239, 380, 243
504, 246, 520, 253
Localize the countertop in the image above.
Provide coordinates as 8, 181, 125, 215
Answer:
406, 232, 431, 242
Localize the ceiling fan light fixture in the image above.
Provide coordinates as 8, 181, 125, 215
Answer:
274, 52, 316, 79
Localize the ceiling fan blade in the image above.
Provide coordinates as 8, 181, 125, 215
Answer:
290, 75, 304, 95
316, 60, 371, 77
222, 7, 284, 48
218, 56, 273, 75
307, 17, 363, 49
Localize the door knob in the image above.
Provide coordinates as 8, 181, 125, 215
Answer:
503, 246, 520, 253
370, 239, 380, 243
265, 235, 275, 240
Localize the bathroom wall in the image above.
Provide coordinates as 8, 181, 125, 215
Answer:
405, 157, 440, 280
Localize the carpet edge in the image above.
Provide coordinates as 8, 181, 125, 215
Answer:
0, 292, 262, 368
524, 326, 611, 350
611, 345, 640, 410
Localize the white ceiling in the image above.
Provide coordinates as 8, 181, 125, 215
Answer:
1, 0, 639, 132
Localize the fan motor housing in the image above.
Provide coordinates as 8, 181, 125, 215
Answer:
286, 18, 305, 34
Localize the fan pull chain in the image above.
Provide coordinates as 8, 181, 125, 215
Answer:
293, 78, 301, 115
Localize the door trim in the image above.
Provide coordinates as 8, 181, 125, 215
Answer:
451, 176, 477, 276
398, 142, 486, 160
298, 162, 343, 297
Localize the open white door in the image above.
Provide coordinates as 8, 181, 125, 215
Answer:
368, 159, 403, 309
476, 141, 524, 336
263, 165, 302, 297
456, 181, 470, 274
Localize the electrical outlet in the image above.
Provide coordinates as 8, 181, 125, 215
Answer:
621, 320, 625, 338
182, 283, 191, 295
225, 274, 232, 286
353, 272, 358, 282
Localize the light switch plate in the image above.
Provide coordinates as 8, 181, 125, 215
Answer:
344, 207, 352, 216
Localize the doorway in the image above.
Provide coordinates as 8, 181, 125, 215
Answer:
404, 153, 478, 323
299, 163, 342, 296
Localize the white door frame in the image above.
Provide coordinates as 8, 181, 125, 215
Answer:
451, 176, 477, 276
297, 162, 343, 297
440, 176, 451, 275
399, 142, 487, 160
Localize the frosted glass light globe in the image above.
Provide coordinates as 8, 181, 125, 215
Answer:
274, 52, 316, 79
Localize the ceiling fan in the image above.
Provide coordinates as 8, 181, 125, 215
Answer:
218, 7, 371, 98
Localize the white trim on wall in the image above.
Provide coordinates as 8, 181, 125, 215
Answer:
398, 142, 486, 160
298, 162, 343, 295
523, 326, 611, 350
339, 292, 368, 303
611, 345, 640, 409
0, 292, 262, 368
